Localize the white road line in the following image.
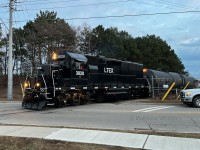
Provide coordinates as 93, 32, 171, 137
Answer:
143, 106, 175, 112
132, 106, 175, 113
132, 106, 167, 112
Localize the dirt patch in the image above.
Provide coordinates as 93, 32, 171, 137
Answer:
0, 136, 139, 150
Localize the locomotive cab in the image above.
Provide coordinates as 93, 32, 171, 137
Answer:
52, 51, 89, 89
22, 51, 90, 110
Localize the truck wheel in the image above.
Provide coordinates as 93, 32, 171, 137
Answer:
193, 96, 200, 108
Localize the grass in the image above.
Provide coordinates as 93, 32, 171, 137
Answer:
0, 136, 139, 150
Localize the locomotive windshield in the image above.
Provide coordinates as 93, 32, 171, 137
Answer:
51, 51, 87, 67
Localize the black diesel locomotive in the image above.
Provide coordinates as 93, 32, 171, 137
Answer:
22, 50, 150, 109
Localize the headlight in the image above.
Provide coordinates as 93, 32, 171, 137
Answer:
24, 82, 29, 88
36, 83, 40, 87
52, 52, 57, 60
186, 92, 192, 96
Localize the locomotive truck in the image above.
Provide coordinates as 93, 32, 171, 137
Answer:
22, 50, 150, 110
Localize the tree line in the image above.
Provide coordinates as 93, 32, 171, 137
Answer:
0, 10, 185, 76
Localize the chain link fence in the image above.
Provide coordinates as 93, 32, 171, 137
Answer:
150, 77, 184, 99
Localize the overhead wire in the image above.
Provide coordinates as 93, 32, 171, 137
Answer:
150, 1, 199, 75
22, 0, 78, 3
15, 0, 37, 45
130, 0, 188, 11
0, 18, 9, 31
4, 0, 200, 77
152, 0, 200, 11
12, 10, 200, 23
17, 0, 138, 11
14, 0, 200, 12
2, 0, 200, 24
2, 0, 199, 14
0, 0, 141, 14
18, 0, 79, 5
19, 0, 200, 11
13, 0, 39, 75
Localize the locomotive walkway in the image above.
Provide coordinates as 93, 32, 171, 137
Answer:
0, 125, 200, 150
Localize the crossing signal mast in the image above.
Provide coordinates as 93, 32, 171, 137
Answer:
7, 0, 15, 100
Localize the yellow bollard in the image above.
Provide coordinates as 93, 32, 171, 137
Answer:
176, 82, 190, 100
162, 82, 176, 101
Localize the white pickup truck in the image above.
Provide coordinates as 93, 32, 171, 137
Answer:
180, 88, 200, 107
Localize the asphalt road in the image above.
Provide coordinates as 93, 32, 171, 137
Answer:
1, 100, 200, 133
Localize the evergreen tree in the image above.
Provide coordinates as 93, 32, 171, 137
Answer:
21, 10, 76, 74
135, 35, 185, 73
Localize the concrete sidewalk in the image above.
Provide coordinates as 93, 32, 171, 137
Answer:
0, 125, 200, 150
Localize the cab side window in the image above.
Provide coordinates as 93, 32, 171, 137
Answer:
75, 62, 81, 69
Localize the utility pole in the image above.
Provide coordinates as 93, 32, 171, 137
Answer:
4, 38, 8, 75
7, 0, 14, 100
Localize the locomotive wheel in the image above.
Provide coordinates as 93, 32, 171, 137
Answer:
193, 96, 200, 108
80, 94, 89, 105
55, 95, 66, 108
54, 97, 62, 108
95, 93, 105, 103
80, 98, 87, 105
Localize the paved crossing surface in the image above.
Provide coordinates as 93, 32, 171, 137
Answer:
1, 100, 200, 149
1, 101, 200, 133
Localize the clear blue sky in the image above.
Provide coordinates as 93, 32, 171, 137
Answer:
1, 0, 200, 78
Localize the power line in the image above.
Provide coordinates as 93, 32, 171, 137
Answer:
13, 10, 200, 23
22, 0, 77, 3
16, 0, 38, 42
130, 0, 187, 11
18, 0, 79, 5
1, 0, 199, 14
153, 0, 200, 11
16, 0, 138, 11
20, 0, 200, 11
2, 9, 200, 24
0, 5, 8, 8
2, 1, 200, 24
0, 18, 9, 31
0, 0, 136, 13
16, 0, 200, 12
